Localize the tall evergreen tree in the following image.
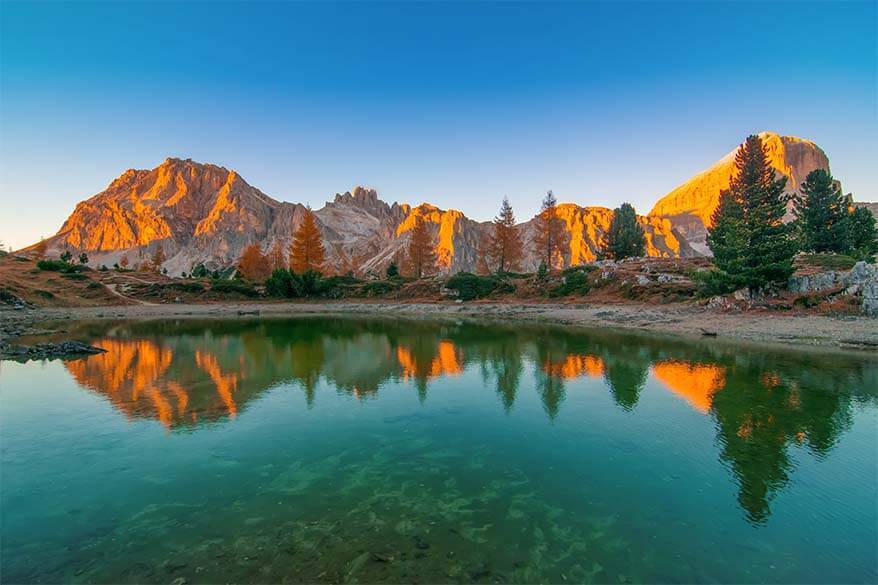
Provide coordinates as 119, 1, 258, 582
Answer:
290, 208, 325, 273
707, 135, 796, 291
604, 202, 646, 259
849, 206, 878, 258
485, 196, 523, 272
707, 188, 746, 280
794, 169, 850, 253
533, 190, 567, 270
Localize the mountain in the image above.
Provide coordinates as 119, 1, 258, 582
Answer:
648, 132, 831, 254
37, 134, 871, 275
40, 158, 689, 275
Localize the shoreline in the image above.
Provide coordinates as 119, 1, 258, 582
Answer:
2, 300, 876, 354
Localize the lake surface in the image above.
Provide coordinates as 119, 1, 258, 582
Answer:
1, 316, 876, 584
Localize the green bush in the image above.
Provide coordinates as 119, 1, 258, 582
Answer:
691, 269, 743, 296
86, 281, 104, 290
445, 272, 514, 301
361, 280, 401, 297
550, 268, 591, 297
36, 259, 69, 271
61, 272, 88, 281
210, 280, 259, 298
170, 281, 205, 293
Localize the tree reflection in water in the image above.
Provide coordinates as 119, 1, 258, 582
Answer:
61, 317, 876, 524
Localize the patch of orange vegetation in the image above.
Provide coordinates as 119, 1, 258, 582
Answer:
652, 360, 726, 413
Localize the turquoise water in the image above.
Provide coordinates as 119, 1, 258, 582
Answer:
1, 317, 876, 584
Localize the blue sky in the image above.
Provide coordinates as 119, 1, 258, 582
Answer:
1, 1, 875, 250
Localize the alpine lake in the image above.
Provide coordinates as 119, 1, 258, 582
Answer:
1, 316, 875, 584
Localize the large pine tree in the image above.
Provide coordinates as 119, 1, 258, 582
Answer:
406, 216, 436, 278
707, 135, 796, 291
533, 190, 567, 270
794, 169, 850, 253
604, 202, 646, 259
485, 197, 523, 273
289, 208, 325, 273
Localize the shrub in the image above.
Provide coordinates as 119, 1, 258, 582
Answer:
86, 281, 103, 290
386, 262, 399, 278
691, 269, 743, 296
36, 259, 68, 271
210, 280, 259, 298
537, 261, 548, 280
361, 280, 401, 297
61, 272, 88, 281
265, 269, 301, 298
550, 268, 591, 297
35, 290, 55, 299
445, 272, 514, 301
170, 281, 205, 293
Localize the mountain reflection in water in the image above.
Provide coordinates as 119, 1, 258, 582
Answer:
56, 317, 877, 527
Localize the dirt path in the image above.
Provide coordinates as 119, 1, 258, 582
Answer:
104, 283, 157, 306
2, 301, 876, 352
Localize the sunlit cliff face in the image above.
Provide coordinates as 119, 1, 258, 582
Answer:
648, 132, 830, 227
395, 204, 466, 269
652, 360, 726, 413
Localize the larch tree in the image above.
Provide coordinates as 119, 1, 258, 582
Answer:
485, 196, 523, 273
794, 169, 850, 253
151, 245, 166, 274
605, 203, 646, 260
268, 240, 287, 272
406, 215, 436, 278
289, 209, 325, 273
533, 190, 567, 271
238, 243, 271, 281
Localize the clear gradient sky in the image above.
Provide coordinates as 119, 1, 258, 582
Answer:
1, 1, 875, 250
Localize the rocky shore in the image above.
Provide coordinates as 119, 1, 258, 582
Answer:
0, 339, 107, 362
1, 299, 876, 356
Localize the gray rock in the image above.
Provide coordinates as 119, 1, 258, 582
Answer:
636, 275, 650, 286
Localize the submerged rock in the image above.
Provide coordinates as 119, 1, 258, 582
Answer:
0, 340, 107, 362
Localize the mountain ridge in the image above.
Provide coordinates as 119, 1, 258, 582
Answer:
35, 134, 871, 275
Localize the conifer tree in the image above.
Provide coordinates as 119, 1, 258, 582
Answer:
738, 135, 796, 289
268, 240, 287, 271
151, 245, 166, 274
707, 135, 796, 291
533, 190, 567, 270
290, 209, 325, 273
849, 206, 878, 258
238, 243, 271, 281
707, 188, 746, 280
795, 169, 850, 253
485, 197, 523, 273
604, 202, 646, 259
406, 216, 436, 278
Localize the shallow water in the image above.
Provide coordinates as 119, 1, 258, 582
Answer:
1, 316, 876, 584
